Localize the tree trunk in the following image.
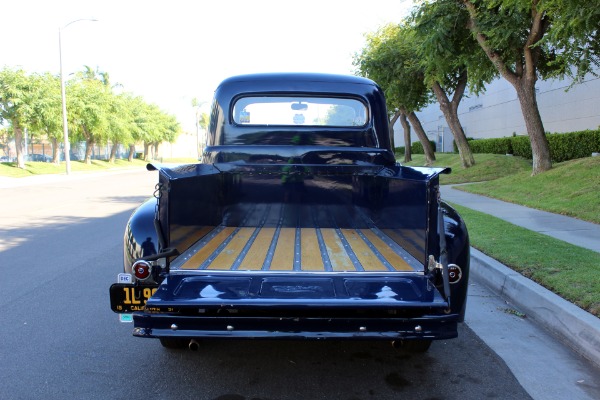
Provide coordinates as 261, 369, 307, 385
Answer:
51, 137, 60, 164
399, 112, 412, 163
13, 122, 25, 169
84, 139, 94, 164
109, 143, 118, 163
143, 142, 150, 161
514, 78, 552, 175
406, 110, 435, 165
388, 111, 400, 152
128, 144, 135, 162
431, 77, 475, 168
82, 126, 94, 164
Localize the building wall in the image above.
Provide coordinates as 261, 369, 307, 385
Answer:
158, 131, 200, 160
394, 74, 600, 151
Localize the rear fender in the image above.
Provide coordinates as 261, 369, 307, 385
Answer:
123, 198, 159, 277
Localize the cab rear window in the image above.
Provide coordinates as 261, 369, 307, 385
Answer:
232, 96, 368, 127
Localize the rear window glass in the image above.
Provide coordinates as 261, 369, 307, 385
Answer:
232, 96, 368, 127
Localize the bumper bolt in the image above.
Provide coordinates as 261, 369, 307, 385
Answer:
171, 324, 178, 331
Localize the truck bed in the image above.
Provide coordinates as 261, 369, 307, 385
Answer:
169, 201, 423, 273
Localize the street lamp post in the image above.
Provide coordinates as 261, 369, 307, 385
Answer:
59, 18, 97, 175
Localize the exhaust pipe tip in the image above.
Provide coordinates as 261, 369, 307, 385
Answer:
189, 339, 200, 351
391, 340, 402, 349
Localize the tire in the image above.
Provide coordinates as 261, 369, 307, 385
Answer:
400, 339, 432, 353
159, 337, 189, 349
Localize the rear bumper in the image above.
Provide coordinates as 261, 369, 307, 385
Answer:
131, 313, 459, 341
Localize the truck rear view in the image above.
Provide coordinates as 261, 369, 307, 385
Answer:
110, 73, 470, 352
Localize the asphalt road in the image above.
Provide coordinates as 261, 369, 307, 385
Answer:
0, 168, 578, 399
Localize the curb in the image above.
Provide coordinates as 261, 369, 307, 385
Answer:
470, 247, 600, 369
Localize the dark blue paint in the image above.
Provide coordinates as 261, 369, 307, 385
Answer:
119, 73, 470, 343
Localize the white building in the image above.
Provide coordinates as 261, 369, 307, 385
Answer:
395, 73, 600, 152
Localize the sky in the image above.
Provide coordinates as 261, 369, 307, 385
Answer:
3, 0, 414, 132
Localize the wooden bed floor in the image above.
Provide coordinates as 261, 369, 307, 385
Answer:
174, 225, 418, 272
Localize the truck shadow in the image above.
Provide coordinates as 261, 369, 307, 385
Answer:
114, 326, 532, 400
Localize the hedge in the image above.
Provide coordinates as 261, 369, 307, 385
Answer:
467, 137, 512, 155
394, 146, 406, 155
547, 130, 600, 162
467, 129, 600, 162
411, 140, 437, 154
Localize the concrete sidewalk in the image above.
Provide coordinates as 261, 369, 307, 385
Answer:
441, 185, 600, 370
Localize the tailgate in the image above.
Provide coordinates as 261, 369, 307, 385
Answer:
146, 272, 448, 312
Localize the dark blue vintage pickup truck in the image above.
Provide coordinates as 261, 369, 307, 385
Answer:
110, 73, 470, 352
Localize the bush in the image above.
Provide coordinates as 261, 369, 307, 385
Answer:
510, 135, 533, 159
457, 137, 508, 154
411, 140, 436, 154
394, 146, 406, 156
465, 129, 600, 162
547, 130, 600, 162
469, 137, 513, 155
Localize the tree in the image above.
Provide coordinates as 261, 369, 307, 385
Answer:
107, 93, 135, 163
388, 110, 400, 154
0, 67, 35, 168
0, 127, 10, 159
540, 0, 600, 79
354, 23, 436, 165
132, 101, 180, 161
398, 111, 412, 162
2, 65, 183, 166
127, 96, 149, 161
412, 0, 496, 168
67, 77, 111, 163
28, 73, 63, 163
461, 0, 600, 175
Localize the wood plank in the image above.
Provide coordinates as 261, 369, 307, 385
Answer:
340, 229, 387, 271
321, 228, 355, 271
238, 227, 276, 270
360, 229, 413, 271
178, 226, 415, 273
171, 225, 214, 253
270, 228, 295, 271
300, 228, 324, 271
208, 227, 255, 270
180, 227, 236, 270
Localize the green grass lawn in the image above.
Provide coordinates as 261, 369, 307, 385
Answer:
400, 153, 532, 184
402, 153, 600, 224
454, 156, 600, 224
0, 158, 198, 178
404, 152, 600, 316
452, 203, 600, 317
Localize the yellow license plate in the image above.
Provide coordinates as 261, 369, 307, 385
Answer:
110, 284, 157, 313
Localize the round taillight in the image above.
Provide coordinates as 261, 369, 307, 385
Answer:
132, 260, 152, 281
448, 264, 463, 284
